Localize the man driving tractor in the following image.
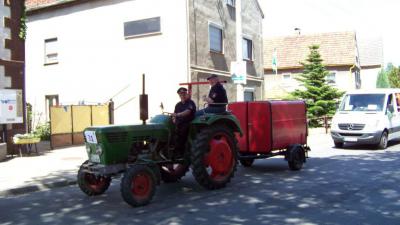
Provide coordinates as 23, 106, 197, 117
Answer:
171, 87, 196, 158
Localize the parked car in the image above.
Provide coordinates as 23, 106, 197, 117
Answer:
331, 89, 400, 149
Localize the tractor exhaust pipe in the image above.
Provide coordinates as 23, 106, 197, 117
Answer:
140, 74, 148, 125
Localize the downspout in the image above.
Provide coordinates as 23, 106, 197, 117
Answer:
186, 0, 191, 83
349, 64, 356, 89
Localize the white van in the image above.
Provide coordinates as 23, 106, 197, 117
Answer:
331, 89, 400, 149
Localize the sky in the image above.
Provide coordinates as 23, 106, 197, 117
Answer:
259, 0, 399, 66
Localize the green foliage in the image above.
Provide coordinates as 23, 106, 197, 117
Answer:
19, 5, 27, 40
291, 45, 344, 127
387, 64, 400, 88
33, 122, 51, 141
26, 103, 33, 132
376, 69, 390, 88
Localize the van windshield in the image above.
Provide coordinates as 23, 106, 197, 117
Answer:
339, 94, 386, 112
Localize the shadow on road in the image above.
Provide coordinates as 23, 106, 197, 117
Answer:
1, 150, 399, 225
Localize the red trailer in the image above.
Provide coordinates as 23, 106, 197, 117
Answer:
228, 101, 310, 170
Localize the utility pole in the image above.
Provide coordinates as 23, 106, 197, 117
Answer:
235, 0, 244, 101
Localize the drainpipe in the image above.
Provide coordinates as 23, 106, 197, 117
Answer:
186, 0, 191, 83
235, 0, 244, 101
349, 64, 356, 89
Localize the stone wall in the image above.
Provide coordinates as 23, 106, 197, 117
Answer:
189, 0, 264, 105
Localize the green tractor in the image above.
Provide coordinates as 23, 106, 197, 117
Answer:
78, 77, 241, 207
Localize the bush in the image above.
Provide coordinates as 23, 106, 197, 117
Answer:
34, 122, 51, 141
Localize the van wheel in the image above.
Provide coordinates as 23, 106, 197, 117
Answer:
377, 131, 388, 149
334, 141, 343, 148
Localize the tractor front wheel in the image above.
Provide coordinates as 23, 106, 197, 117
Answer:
120, 165, 156, 207
191, 125, 238, 190
77, 161, 111, 196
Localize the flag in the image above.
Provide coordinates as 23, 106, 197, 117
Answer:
272, 48, 278, 74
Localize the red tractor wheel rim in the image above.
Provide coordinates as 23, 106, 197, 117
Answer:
204, 132, 234, 181
85, 174, 107, 191
131, 173, 151, 198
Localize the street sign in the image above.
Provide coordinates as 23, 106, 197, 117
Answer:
231, 61, 247, 85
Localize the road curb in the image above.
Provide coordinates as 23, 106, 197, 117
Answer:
0, 179, 77, 197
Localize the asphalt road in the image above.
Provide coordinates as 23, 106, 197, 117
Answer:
1, 138, 400, 225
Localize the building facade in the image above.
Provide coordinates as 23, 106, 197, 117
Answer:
358, 36, 384, 89
25, 0, 264, 125
0, 0, 26, 153
263, 32, 361, 99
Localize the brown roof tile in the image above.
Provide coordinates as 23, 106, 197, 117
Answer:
25, 0, 79, 11
264, 31, 357, 69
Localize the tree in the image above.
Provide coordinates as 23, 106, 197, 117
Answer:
387, 63, 400, 88
376, 69, 390, 88
291, 45, 344, 127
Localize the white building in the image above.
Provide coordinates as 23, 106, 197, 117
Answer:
25, 0, 264, 125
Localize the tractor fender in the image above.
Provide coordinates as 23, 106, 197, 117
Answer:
285, 144, 306, 163
190, 115, 243, 136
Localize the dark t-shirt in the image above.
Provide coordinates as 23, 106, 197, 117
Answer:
174, 99, 196, 125
208, 82, 228, 107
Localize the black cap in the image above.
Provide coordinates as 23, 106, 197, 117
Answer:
207, 74, 218, 80
177, 87, 188, 94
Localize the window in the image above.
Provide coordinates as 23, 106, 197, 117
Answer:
44, 38, 58, 65
242, 38, 253, 60
244, 90, 255, 102
124, 17, 161, 38
226, 0, 235, 7
326, 72, 336, 84
209, 24, 223, 53
45, 95, 59, 121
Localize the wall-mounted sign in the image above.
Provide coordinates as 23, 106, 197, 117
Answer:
0, 89, 23, 124
231, 61, 247, 85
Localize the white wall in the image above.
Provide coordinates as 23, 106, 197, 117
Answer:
264, 69, 357, 99
26, 0, 189, 125
360, 68, 380, 89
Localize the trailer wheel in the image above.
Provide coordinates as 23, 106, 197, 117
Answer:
287, 146, 305, 171
377, 131, 388, 149
191, 125, 238, 190
121, 165, 156, 207
77, 161, 111, 196
240, 159, 254, 167
159, 163, 189, 183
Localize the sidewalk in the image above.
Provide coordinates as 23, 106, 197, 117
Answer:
0, 129, 332, 197
0, 144, 87, 197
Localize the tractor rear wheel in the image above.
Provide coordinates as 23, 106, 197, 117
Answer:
239, 159, 254, 167
77, 161, 111, 196
120, 165, 156, 207
191, 125, 238, 190
160, 163, 189, 183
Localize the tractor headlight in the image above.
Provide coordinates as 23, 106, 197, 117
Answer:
95, 145, 103, 155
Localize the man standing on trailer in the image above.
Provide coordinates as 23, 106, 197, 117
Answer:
172, 87, 196, 158
196, 74, 228, 115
